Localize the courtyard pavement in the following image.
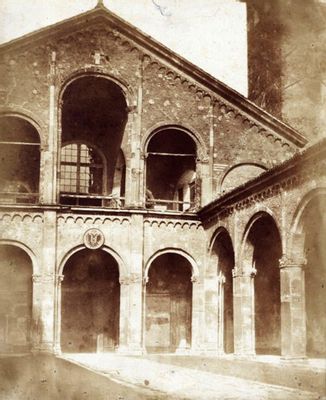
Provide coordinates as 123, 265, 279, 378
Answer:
63, 353, 325, 400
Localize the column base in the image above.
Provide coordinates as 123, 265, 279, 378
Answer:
281, 355, 307, 361
31, 342, 55, 354
116, 344, 144, 355
233, 352, 256, 360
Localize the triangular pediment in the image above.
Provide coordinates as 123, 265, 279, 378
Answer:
0, 4, 307, 147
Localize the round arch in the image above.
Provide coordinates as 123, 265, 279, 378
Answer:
289, 187, 326, 239
58, 70, 133, 108
208, 225, 234, 254
219, 162, 268, 193
144, 248, 200, 281
0, 239, 39, 275
142, 123, 208, 161
57, 244, 128, 279
0, 109, 44, 146
240, 209, 283, 260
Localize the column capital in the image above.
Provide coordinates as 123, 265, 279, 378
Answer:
56, 274, 64, 284
217, 272, 226, 284
279, 255, 307, 269
119, 276, 130, 285
232, 267, 256, 278
191, 274, 201, 284
119, 273, 143, 285
32, 274, 54, 283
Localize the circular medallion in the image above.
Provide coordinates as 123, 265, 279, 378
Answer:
83, 228, 105, 249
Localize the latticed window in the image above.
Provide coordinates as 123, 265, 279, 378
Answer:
60, 143, 104, 196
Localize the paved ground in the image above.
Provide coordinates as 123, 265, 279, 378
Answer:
63, 354, 325, 400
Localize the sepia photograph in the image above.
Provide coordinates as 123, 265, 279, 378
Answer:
0, 0, 325, 398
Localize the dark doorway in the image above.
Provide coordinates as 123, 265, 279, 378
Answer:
246, 214, 282, 355
0, 245, 33, 352
61, 249, 120, 353
211, 230, 234, 353
145, 253, 192, 353
302, 195, 326, 357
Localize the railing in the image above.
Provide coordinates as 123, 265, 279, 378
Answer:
145, 198, 196, 212
60, 193, 125, 208
0, 191, 39, 204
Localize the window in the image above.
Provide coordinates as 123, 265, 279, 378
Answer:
0, 116, 40, 204
60, 143, 104, 206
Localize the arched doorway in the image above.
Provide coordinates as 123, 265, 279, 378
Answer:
244, 213, 282, 355
0, 245, 33, 352
300, 194, 326, 357
61, 249, 120, 353
60, 76, 128, 207
211, 230, 234, 353
145, 253, 192, 353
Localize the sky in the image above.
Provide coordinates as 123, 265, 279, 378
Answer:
0, 0, 248, 95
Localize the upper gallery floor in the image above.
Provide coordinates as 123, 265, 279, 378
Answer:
0, 4, 307, 214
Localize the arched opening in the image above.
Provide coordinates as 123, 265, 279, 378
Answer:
220, 163, 266, 194
211, 230, 234, 353
60, 76, 128, 207
0, 116, 40, 204
300, 194, 326, 357
145, 128, 197, 211
244, 214, 282, 355
61, 249, 120, 353
145, 253, 192, 353
0, 245, 33, 352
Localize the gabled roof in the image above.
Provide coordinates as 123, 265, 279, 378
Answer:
0, 2, 307, 147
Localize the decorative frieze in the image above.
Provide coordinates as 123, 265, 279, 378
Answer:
143, 218, 203, 231
232, 267, 257, 278
0, 213, 43, 223
57, 214, 130, 225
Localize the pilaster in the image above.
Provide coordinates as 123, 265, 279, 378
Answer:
279, 255, 307, 358
191, 275, 205, 354
232, 266, 256, 357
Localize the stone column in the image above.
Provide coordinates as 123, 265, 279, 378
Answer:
191, 275, 205, 354
127, 273, 143, 354
124, 55, 143, 208
31, 210, 57, 353
53, 274, 64, 354
118, 276, 130, 353
217, 272, 226, 354
232, 266, 256, 356
204, 274, 219, 354
32, 274, 55, 352
279, 255, 306, 358
41, 51, 58, 204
